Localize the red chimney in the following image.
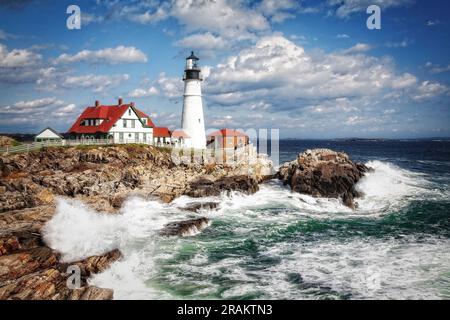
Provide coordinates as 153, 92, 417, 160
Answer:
95, 100, 100, 107
118, 98, 123, 105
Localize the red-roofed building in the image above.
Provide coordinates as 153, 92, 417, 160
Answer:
68, 99, 155, 143
153, 127, 171, 146
207, 129, 249, 149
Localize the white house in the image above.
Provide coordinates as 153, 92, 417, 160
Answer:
68, 99, 154, 144
35, 127, 64, 142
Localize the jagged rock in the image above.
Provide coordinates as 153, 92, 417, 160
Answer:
185, 175, 259, 198
183, 202, 219, 212
278, 149, 370, 209
0, 249, 121, 300
0, 144, 273, 299
159, 217, 211, 237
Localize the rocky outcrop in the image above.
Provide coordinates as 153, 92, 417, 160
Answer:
0, 136, 19, 148
159, 217, 211, 237
0, 249, 121, 300
185, 175, 259, 198
0, 144, 272, 299
278, 149, 370, 209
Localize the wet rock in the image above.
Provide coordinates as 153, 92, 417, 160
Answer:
185, 175, 259, 198
159, 217, 211, 237
183, 202, 219, 212
278, 149, 370, 209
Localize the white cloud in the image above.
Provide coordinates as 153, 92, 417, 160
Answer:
127, 7, 169, 24
171, 0, 269, 40
413, 81, 448, 101
424, 62, 450, 74
259, 0, 298, 23
342, 43, 372, 54
176, 32, 227, 50
205, 36, 411, 104
128, 86, 159, 98
54, 46, 148, 65
127, 72, 182, 99
62, 74, 130, 92
327, 0, 414, 18
0, 44, 42, 67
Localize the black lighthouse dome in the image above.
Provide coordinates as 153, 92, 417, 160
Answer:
184, 51, 202, 81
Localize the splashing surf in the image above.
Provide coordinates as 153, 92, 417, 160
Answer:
43, 161, 450, 300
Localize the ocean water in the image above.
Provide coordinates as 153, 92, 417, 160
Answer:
43, 140, 450, 300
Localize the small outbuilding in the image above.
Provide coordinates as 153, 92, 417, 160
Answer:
35, 127, 64, 143
207, 129, 249, 149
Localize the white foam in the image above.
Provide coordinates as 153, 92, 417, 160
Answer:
42, 161, 448, 300
355, 161, 435, 213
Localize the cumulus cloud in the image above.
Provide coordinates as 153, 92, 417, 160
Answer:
54, 46, 148, 65
0, 43, 42, 67
204, 36, 415, 105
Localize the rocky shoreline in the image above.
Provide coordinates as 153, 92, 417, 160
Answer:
0, 145, 369, 300
0, 144, 273, 300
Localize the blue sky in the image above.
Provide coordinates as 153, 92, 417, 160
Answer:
0, 0, 449, 138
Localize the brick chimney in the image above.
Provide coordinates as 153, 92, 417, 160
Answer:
95, 100, 100, 107
118, 98, 123, 106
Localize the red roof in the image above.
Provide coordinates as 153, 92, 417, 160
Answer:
172, 130, 190, 138
68, 103, 154, 134
207, 129, 248, 137
153, 127, 171, 138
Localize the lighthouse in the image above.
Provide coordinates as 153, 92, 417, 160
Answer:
181, 51, 206, 149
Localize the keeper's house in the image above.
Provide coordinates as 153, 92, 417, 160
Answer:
68, 99, 155, 143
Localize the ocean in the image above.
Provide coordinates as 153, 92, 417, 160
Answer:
43, 139, 450, 300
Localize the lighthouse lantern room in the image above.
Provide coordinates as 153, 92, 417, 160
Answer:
181, 51, 207, 149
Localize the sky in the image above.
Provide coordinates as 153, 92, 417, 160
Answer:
0, 0, 449, 139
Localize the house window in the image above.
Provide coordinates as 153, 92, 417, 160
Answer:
131, 119, 135, 128
119, 133, 124, 141
123, 119, 127, 128
128, 109, 132, 116
142, 118, 147, 125
128, 133, 132, 138
135, 133, 139, 141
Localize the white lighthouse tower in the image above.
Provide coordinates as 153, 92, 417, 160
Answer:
181, 51, 206, 149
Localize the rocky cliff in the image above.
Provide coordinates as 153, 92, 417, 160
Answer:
278, 149, 370, 209
0, 144, 273, 300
